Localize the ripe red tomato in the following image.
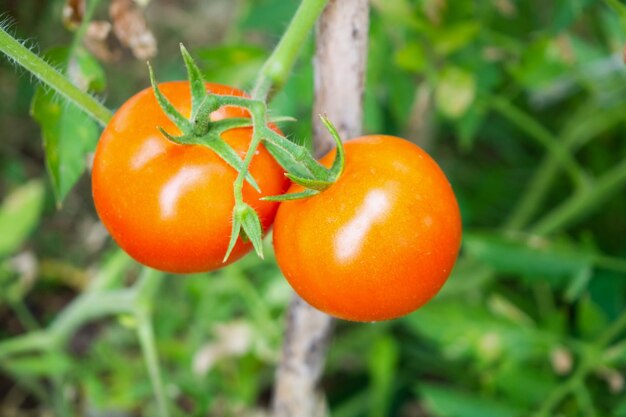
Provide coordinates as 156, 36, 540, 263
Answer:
92, 81, 289, 273
273, 135, 462, 321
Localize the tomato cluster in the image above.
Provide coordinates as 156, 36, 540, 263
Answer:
92, 82, 461, 321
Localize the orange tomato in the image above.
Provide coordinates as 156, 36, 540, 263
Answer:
92, 81, 289, 273
273, 135, 462, 321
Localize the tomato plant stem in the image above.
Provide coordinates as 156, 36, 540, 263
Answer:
0, 331, 51, 360
490, 97, 586, 200
137, 315, 169, 417
533, 308, 626, 417
252, 0, 329, 100
132, 269, 169, 416
0, 26, 112, 126
46, 290, 135, 348
531, 159, 626, 234
505, 101, 626, 231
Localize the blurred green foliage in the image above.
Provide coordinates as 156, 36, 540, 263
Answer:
1, 0, 626, 416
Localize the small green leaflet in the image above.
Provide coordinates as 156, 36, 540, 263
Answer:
0, 180, 45, 257
30, 47, 104, 205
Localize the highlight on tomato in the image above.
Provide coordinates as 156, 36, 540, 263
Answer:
272, 135, 462, 322
92, 81, 289, 273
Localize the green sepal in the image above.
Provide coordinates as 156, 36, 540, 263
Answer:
239, 205, 264, 259
212, 118, 255, 134
211, 116, 297, 136
204, 138, 261, 192
263, 127, 334, 181
223, 203, 264, 262
263, 141, 311, 178
261, 188, 319, 201
224, 210, 242, 263
148, 63, 192, 133
270, 115, 297, 124
285, 173, 332, 191
157, 126, 185, 143
179, 44, 206, 119
319, 114, 346, 180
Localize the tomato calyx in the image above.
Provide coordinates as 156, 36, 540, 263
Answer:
147, 44, 348, 261
262, 115, 345, 201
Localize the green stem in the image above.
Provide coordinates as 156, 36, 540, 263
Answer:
9, 298, 41, 331
132, 268, 165, 310
490, 97, 587, 195
531, 159, 626, 235
0, 26, 112, 126
87, 249, 136, 292
132, 268, 168, 417
136, 314, 169, 417
252, 0, 329, 100
505, 101, 626, 230
574, 382, 597, 417
230, 266, 280, 341
597, 309, 626, 347
532, 310, 626, 417
0, 331, 51, 360
593, 254, 626, 274
49, 289, 136, 343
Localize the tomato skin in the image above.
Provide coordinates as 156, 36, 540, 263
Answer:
92, 81, 289, 273
273, 135, 462, 321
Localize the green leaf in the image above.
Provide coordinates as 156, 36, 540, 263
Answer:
431, 22, 481, 56
419, 384, 524, 417
29, 47, 102, 205
44, 47, 106, 93
285, 174, 332, 191
463, 232, 594, 283
616, 396, 626, 417
491, 363, 559, 408
404, 300, 554, 364
370, 0, 425, 31
394, 42, 426, 73
71, 47, 107, 93
261, 188, 319, 201
436, 66, 476, 119
511, 37, 570, 91
31, 87, 98, 204
197, 44, 266, 86
0, 180, 45, 257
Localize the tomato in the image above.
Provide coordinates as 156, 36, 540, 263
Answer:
92, 81, 289, 273
273, 135, 461, 321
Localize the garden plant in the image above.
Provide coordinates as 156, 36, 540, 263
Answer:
1, 0, 626, 416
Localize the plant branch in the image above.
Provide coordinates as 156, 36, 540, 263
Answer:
137, 314, 169, 417
252, 0, 330, 101
490, 97, 587, 194
531, 159, 626, 235
0, 26, 112, 126
532, 308, 626, 417
504, 101, 626, 230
